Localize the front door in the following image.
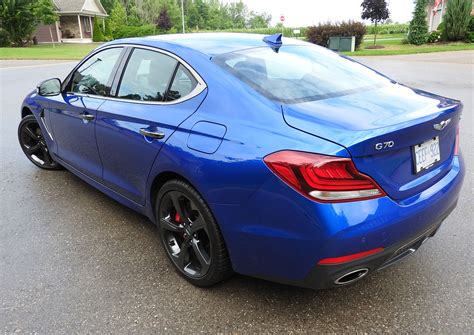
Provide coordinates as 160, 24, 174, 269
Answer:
95, 47, 207, 204
48, 47, 124, 181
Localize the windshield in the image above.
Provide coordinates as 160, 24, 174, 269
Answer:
213, 45, 391, 104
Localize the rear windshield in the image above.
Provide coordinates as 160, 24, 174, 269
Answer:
213, 45, 390, 104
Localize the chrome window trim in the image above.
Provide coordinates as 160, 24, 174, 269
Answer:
66, 44, 207, 105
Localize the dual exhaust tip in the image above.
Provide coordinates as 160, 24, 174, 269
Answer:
334, 268, 369, 285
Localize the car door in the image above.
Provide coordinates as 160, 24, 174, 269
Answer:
47, 47, 124, 181
95, 47, 207, 204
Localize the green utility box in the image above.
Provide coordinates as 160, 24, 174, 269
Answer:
328, 36, 356, 52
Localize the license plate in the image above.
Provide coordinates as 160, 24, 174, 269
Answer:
413, 136, 441, 173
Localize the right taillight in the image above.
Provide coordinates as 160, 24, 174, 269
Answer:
264, 151, 386, 203
454, 127, 460, 156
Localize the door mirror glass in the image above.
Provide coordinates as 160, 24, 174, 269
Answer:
37, 78, 61, 96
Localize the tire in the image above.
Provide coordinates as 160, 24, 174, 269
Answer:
156, 179, 233, 287
18, 115, 62, 170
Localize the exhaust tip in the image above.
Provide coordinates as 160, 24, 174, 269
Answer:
334, 268, 369, 285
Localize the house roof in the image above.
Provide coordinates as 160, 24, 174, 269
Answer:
53, 0, 107, 16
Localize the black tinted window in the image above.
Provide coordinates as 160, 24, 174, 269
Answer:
71, 47, 122, 96
118, 49, 177, 102
166, 65, 198, 101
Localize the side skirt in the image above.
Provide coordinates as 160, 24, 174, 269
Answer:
53, 154, 153, 222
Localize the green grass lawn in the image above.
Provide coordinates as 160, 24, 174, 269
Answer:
344, 40, 474, 56
0, 43, 99, 60
364, 33, 406, 41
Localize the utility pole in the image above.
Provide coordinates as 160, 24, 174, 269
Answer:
181, 0, 185, 34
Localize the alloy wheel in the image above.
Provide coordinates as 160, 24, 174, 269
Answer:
159, 190, 212, 278
19, 117, 58, 169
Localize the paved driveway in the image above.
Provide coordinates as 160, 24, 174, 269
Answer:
1, 52, 473, 333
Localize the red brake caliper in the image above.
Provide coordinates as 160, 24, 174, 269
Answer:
175, 212, 186, 238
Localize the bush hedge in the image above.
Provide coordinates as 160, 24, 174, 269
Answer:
427, 30, 442, 43
306, 21, 366, 49
444, 0, 472, 41
114, 25, 156, 39
0, 28, 10, 47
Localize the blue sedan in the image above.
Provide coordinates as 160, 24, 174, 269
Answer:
18, 33, 465, 289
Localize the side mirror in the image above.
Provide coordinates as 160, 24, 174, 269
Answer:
37, 78, 61, 96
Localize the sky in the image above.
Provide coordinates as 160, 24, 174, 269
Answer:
223, 0, 416, 26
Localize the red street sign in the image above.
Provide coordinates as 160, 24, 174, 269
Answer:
280, 15, 285, 22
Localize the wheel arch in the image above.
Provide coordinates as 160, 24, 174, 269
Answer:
149, 171, 197, 221
22, 106, 33, 118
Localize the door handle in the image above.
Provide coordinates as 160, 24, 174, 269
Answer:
139, 128, 165, 139
80, 112, 95, 121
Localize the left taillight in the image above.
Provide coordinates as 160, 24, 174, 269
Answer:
263, 151, 386, 203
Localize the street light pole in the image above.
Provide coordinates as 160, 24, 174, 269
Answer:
181, 0, 185, 34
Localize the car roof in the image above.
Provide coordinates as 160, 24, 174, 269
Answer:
112, 33, 309, 57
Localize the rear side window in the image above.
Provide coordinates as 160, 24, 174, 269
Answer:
213, 45, 390, 104
118, 49, 178, 102
166, 65, 198, 102
71, 47, 123, 97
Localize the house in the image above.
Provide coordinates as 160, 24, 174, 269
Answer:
427, 0, 474, 31
33, 0, 108, 43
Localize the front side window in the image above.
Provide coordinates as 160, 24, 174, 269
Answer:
213, 45, 391, 104
117, 49, 178, 102
71, 47, 123, 97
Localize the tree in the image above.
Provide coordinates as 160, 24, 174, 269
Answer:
248, 11, 271, 28
109, 0, 127, 34
444, 0, 472, 41
408, 0, 429, 45
361, 0, 390, 46
156, 7, 172, 32
0, 0, 57, 47
34, 0, 58, 47
228, 0, 248, 28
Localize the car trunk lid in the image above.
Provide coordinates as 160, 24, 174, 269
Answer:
282, 84, 462, 200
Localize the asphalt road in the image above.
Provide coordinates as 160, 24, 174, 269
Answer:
1, 52, 473, 333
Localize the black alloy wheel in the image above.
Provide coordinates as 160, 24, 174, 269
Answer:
157, 180, 232, 286
18, 115, 61, 170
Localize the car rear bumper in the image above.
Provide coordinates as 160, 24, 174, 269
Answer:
213, 155, 465, 289
299, 200, 456, 289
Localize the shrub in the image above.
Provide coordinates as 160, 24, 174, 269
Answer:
469, 16, 474, 31
114, 25, 155, 39
427, 30, 442, 43
444, 0, 472, 41
466, 31, 474, 42
104, 19, 113, 41
408, 0, 429, 45
93, 17, 105, 42
0, 28, 10, 47
306, 21, 367, 50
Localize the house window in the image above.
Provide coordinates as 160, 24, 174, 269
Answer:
82, 17, 91, 33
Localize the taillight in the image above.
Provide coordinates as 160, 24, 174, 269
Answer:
263, 151, 385, 203
454, 127, 460, 156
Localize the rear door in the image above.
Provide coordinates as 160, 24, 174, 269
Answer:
48, 47, 124, 181
95, 47, 207, 204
